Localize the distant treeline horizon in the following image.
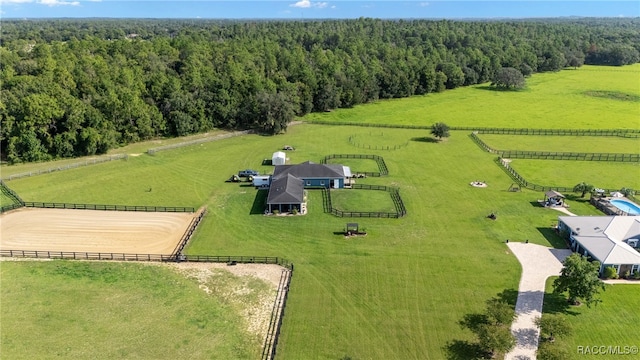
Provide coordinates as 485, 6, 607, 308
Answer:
1, 18, 639, 163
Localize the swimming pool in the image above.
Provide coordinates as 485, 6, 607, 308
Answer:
610, 199, 640, 215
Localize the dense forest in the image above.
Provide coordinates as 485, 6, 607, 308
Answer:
1, 18, 639, 163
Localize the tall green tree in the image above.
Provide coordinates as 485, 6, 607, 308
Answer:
430, 122, 450, 140
491, 67, 525, 89
460, 298, 516, 358
553, 253, 606, 307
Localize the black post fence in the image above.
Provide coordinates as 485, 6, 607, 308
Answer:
471, 133, 639, 162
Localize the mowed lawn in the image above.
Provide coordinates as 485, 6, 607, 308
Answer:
0, 261, 268, 359
508, 160, 640, 190
542, 278, 640, 360
329, 188, 398, 213
2, 65, 640, 359
477, 134, 640, 154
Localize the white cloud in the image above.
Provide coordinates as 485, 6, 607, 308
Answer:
290, 0, 310, 8
38, 0, 80, 6
331, 5, 336, 9
419, 2, 429, 7
0, 0, 34, 4
290, 0, 329, 9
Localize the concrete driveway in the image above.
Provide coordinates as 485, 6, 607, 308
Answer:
504, 242, 572, 360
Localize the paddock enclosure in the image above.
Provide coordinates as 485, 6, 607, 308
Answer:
1, 208, 195, 254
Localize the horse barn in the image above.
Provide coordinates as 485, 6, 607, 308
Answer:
265, 161, 351, 214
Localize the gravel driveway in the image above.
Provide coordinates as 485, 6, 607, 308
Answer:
504, 242, 572, 360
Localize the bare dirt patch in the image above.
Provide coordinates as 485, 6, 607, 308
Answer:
0, 208, 194, 254
169, 262, 284, 341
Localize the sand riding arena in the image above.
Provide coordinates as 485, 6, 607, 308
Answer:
1, 207, 198, 256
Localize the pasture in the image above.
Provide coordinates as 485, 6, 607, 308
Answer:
0, 260, 277, 359
305, 64, 640, 130
2, 65, 639, 359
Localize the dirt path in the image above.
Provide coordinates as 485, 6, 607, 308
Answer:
505, 242, 572, 360
1, 207, 194, 254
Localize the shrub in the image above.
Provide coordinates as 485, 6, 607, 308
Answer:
537, 341, 569, 360
633, 271, 640, 280
272, 209, 280, 215
292, 207, 299, 215
603, 266, 618, 279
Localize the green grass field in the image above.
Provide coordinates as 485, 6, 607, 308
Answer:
0, 261, 270, 359
325, 157, 383, 173
2, 65, 639, 360
542, 278, 640, 360
306, 65, 640, 129
478, 134, 640, 154
508, 160, 640, 190
329, 188, 398, 213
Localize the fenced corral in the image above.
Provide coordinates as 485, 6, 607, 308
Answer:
261, 268, 293, 360
1, 154, 128, 182
322, 184, 407, 218
171, 208, 207, 257
348, 135, 409, 151
496, 157, 626, 194
147, 130, 252, 154
22, 202, 195, 213
321, 154, 389, 176
470, 133, 639, 162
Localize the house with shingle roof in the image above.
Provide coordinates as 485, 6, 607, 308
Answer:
266, 161, 351, 214
558, 215, 640, 277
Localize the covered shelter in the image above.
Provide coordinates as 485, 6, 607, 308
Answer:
272, 151, 287, 166
543, 190, 565, 207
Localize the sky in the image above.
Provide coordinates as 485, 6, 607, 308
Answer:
1, 1, 638, 19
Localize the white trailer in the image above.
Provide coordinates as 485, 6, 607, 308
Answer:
252, 175, 272, 188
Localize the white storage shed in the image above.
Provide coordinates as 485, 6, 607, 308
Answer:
272, 151, 286, 166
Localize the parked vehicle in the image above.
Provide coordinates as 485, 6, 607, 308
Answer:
238, 169, 259, 177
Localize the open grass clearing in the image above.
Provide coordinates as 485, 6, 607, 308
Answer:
304, 65, 640, 129
329, 188, 397, 213
541, 277, 640, 359
507, 159, 640, 190
0, 260, 277, 360
477, 134, 640, 154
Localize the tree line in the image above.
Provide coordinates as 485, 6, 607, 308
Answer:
1, 18, 639, 163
